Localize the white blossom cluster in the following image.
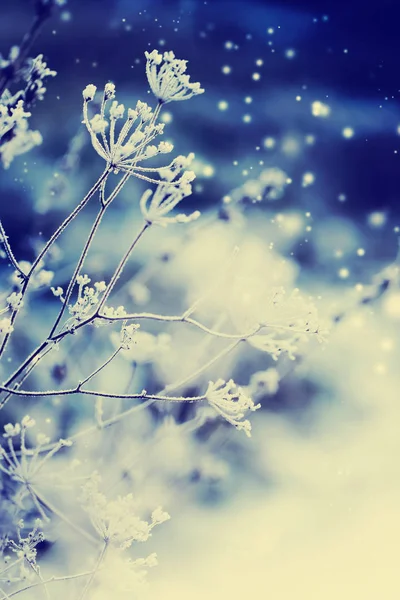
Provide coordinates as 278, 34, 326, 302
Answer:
82, 87, 171, 172
206, 379, 261, 437
0, 54, 56, 167
81, 474, 170, 549
82, 51, 203, 226
245, 287, 328, 360
0, 32, 335, 600
66, 275, 107, 326
145, 50, 204, 104
0, 99, 42, 168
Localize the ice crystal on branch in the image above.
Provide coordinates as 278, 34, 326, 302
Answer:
145, 50, 204, 104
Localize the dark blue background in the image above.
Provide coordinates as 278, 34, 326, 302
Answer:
1, 0, 400, 264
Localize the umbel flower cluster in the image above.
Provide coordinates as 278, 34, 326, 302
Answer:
145, 50, 205, 103
81, 53, 202, 225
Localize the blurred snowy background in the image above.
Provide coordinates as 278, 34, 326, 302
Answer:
1, 0, 400, 598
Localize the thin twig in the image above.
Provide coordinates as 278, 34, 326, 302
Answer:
0, 221, 26, 279
78, 542, 107, 600
0, 168, 110, 361
97, 222, 149, 313
0, 385, 206, 403
0, 568, 100, 600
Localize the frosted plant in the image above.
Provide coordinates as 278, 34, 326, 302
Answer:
66, 276, 107, 327
0, 34, 332, 600
9, 260, 54, 290
0, 99, 43, 167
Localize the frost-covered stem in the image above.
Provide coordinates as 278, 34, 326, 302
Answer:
0, 340, 49, 409
79, 542, 108, 600
32, 441, 69, 476
32, 487, 97, 545
29, 563, 50, 600
0, 557, 23, 578
0, 168, 110, 361
49, 172, 137, 336
97, 222, 150, 312
15, 391, 203, 453
0, 315, 256, 409
99, 311, 260, 340
103, 169, 131, 207
99, 176, 107, 207
29, 168, 110, 274
78, 347, 121, 388
0, 221, 26, 279
49, 203, 108, 338
0, 384, 206, 403
0, 168, 132, 398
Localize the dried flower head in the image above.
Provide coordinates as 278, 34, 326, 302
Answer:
205, 379, 261, 437
145, 50, 204, 104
